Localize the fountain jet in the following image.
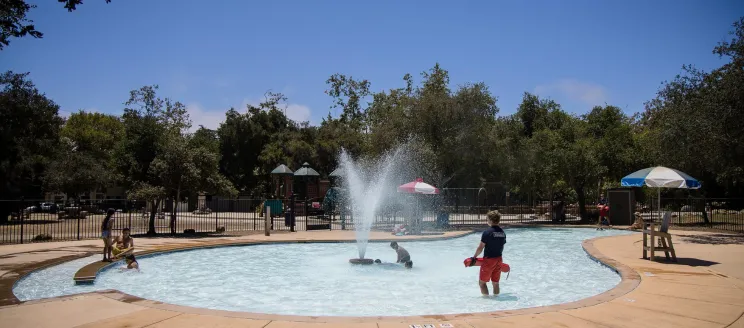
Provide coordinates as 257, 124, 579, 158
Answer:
339, 149, 402, 264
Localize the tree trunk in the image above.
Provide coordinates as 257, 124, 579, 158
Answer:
701, 198, 711, 225
0, 202, 10, 224
147, 199, 160, 235
549, 188, 554, 222
170, 188, 180, 235
576, 186, 588, 223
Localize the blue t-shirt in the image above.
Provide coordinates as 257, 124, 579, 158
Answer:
481, 226, 506, 258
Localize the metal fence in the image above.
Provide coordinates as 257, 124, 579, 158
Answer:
651, 197, 744, 233
0, 198, 595, 244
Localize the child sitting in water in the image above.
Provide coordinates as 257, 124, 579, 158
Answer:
374, 258, 413, 269
121, 254, 139, 271
392, 224, 407, 236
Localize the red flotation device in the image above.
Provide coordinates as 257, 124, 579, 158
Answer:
463, 257, 511, 279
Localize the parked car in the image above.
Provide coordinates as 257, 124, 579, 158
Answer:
39, 202, 59, 213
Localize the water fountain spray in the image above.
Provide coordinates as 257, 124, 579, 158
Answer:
339, 149, 403, 264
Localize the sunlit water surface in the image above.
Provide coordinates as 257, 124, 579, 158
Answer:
14, 228, 634, 316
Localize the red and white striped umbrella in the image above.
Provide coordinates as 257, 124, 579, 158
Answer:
397, 178, 440, 195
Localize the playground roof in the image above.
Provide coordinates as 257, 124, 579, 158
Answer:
294, 162, 320, 177
329, 167, 342, 177
270, 164, 294, 175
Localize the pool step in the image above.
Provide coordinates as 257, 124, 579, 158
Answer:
73, 261, 112, 285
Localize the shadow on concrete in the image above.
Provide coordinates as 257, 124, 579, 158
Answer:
680, 234, 744, 245
650, 257, 720, 267
0, 220, 66, 225
131, 230, 291, 239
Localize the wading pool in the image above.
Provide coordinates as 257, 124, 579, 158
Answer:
14, 228, 633, 316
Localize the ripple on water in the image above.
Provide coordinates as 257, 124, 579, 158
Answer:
13, 228, 634, 316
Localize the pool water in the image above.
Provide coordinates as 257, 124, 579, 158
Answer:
14, 228, 634, 316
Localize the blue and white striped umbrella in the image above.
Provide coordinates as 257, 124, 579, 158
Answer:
621, 166, 700, 214
621, 166, 700, 189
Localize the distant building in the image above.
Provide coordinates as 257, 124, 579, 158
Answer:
44, 186, 126, 203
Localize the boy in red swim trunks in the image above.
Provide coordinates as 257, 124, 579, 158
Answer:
597, 204, 611, 230
471, 210, 507, 296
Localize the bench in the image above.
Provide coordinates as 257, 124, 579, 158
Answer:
306, 215, 331, 230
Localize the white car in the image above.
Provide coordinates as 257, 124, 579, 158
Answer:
40, 203, 55, 212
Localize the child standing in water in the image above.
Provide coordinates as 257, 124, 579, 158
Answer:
471, 210, 507, 296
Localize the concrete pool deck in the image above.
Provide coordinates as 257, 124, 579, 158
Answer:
0, 228, 743, 327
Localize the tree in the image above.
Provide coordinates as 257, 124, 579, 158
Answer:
365, 80, 413, 157
499, 93, 564, 201
584, 105, 639, 202
1, 0, 43, 50
60, 111, 123, 157
43, 111, 123, 199
58, 0, 112, 12
495, 93, 607, 221
0, 71, 62, 221
643, 17, 744, 199
190, 127, 219, 155
149, 132, 237, 234
43, 150, 115, 200
516, 92, 552, 138
1, 0, 112, 50
554, 117, 605, 221
217, 91, 299, 196
314, 117, 366, 176
325, 74, 371, 131
115, 85, 233, 235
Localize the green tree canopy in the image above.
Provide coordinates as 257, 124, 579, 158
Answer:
642, 17, 744, 197
44, 111, 123, 198
0, 71, 62, 199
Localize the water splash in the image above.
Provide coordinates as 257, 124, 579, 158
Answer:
339, 149, 402, 259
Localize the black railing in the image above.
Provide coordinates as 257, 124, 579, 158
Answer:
0, 198, 623, 244
653, 197, 744, 233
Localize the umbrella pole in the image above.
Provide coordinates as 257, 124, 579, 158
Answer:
657, 188, 661, 220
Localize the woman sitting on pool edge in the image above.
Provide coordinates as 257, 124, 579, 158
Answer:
112, 228, 134, 259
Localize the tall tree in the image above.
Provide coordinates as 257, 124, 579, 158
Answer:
0, 71, 62, 221
584, 105, 639, 201
115, 85, 198, 234
325, 74, 371, 132
150, 131, 237, 234
218, 91, 298, 196
365, 75, 414, 157
43, 111, 123, 199
643, 17, 744, 199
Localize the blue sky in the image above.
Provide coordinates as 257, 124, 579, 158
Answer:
1, 0, 741, 129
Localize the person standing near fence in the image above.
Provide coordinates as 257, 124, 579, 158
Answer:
597, 204, 611, 230
101, 208, 116, 262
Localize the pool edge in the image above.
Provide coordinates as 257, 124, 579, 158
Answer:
71, 230, 476, 284
51, 230, 644, 323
